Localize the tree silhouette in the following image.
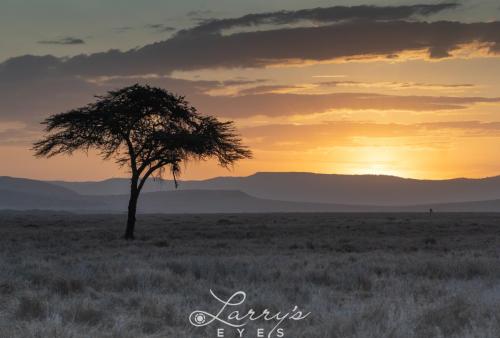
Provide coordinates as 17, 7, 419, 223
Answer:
33, 84, 252, 239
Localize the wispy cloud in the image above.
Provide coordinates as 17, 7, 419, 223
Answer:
312, 75, 347, 78
37, 37, 85, 45
242, 120, 500, 150
186, 9, 215, 22
114, 26, 134, 33
320, 80, 476, 91
192, 92, 500, 118
145, 24, 176, 33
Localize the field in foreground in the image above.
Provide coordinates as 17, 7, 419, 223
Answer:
0, 212, 500, 338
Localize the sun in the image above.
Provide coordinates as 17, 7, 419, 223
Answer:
352, 164, 403, 177
346, 145, 411, 178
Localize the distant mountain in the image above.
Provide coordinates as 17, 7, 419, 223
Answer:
0, 189, 101, 210
52, 172, 500, 206
0, 176, 78, 198
51, 177, 176, 195
51, 178, 141, 196
0, 177, 363, 212
0, 176, 106, 210
1, 175, 500, 212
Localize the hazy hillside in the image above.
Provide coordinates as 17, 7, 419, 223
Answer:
0, 187, 361, 213
2, 175, 500, 212
52, 172, 500, 205
0, 176, 79, 198
103, 190, 365, 213
0, 177, 356, 212
0, 189, 101, 210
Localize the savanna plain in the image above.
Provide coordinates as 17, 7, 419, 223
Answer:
0, 212, 499, 338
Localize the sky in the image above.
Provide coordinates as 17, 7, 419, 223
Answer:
1, 0, 500, 181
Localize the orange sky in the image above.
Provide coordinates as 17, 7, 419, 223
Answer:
1, 3, 500, 181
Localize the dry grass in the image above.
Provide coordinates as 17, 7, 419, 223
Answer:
0, 212, 500, 337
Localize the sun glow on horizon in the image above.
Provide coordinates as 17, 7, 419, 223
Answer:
350, 165, 406, 178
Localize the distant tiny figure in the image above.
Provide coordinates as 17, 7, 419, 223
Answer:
429, 208, 433, 216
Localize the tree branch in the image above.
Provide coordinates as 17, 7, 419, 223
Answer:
138, 161, 167, 192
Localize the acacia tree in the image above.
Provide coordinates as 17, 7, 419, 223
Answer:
33, 84, 252, 239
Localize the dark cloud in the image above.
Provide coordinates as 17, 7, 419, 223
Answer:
191, 92, 500, 118
179, 3, 458, 36
156, 20, 500, 72
1, 3, 500, 134
16, 19, 499, 80
37, 37, 86, 45
0, 3, 496, 83
145, 24, 176, 33
115, 24, 176, 34
0, 73, 265, 123
1, 66, 498, 130
0, 67, 499, 147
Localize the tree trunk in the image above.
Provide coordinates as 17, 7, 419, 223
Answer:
124, 178, 139, 240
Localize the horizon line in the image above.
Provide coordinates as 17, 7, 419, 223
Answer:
2, 171, 500, 183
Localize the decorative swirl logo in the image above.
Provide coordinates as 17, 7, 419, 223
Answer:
188, 289, 311, 337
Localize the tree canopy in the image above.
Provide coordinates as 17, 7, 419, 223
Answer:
34, 84, 252, 239
34, 84, 251, 186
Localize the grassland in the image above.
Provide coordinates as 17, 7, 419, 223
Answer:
0, 212, 499, 337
